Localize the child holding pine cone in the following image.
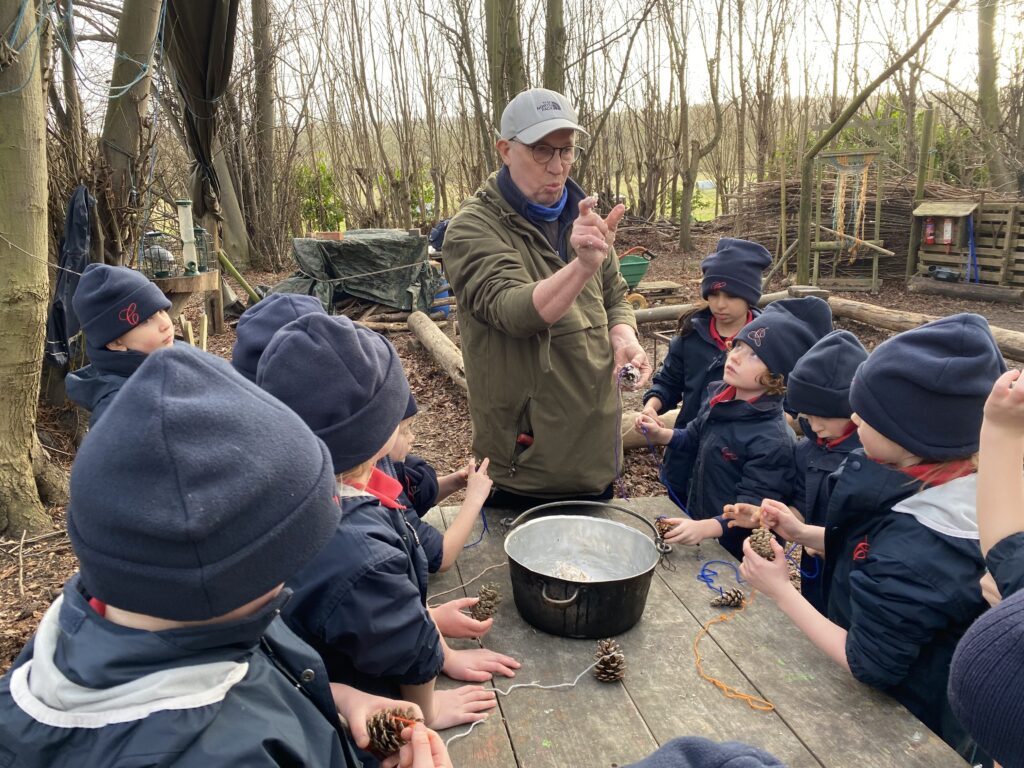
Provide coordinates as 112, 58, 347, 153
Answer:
637, 297, 832, 559
740, 314, 1000, 758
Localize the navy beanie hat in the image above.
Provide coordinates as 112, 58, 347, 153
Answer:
734, 296, 833, 379
232, 293, 325, 382
700, 238, 772, 308
67, 344, 340, 622
785, 330, 868, 417
850, 313, 1006, 460
948, 589, 1024, 767
257, 313, 411, 473
404, 392, 419, 420
626, 737, 784, 768
73, 263, 171, 349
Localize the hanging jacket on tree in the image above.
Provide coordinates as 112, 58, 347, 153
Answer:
824, 455, 987, 753
665, 382, 796, 559
791, 418, 862, 614
443, 172, 636, 497
0, 576, 361, 768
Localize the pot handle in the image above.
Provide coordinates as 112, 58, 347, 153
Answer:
541, 583, 579, 607
504, 500, 669, 551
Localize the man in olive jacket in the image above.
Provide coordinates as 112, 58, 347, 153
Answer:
444, 88, 650, 505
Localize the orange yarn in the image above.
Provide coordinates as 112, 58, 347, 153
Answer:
692, 590, 775, 712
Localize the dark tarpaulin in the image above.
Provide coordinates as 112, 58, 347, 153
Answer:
45, 185, 93, 369
274, 231, 442, 313
162, 0, 239, 220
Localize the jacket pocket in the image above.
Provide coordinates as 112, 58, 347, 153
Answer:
507, 397, 534, 478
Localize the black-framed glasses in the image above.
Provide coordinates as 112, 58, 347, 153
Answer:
512, 138, 585, 165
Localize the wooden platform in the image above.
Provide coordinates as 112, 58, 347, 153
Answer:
426, 497, 966, 768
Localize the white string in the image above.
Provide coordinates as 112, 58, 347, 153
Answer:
427, 561, 507, 607
443, 661, 601, 747
0, 233, 83, 276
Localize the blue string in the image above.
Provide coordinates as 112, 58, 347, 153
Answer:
462, 508, 489, 549
784, 541, 820, 580
697, 559, 746, 596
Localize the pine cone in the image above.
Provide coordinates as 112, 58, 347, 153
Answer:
366, 707, 422, 757
469, 582, 502, 621
710, 587, 745, 608
593, 638, 627, 682
654, 517, 674, 538
749, 526, 775, 561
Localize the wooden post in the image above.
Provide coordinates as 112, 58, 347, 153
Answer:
906, 107, 934, 280
999, 204, 1019, 285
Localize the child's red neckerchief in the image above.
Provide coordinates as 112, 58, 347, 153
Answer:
899, 459, 975, 488
350, 468, 405, 509
817, 420, 858, 449
709, 311, 754, 351
89, 597, 106, 616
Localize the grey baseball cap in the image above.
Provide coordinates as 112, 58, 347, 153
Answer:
500, 88, 590, 144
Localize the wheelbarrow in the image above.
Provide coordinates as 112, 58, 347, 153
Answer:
618, 246, 655, 309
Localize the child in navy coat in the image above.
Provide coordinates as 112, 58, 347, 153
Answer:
946, 369, 1024, 767
641, 239, 770, 499
0, 345, 435, 767
637, 296, 832, 559
726, 330, 867, 613
743, 314, 1002, 756
66, 264, 174, 426
381, 394, 493, 575
257, 314, 519, 748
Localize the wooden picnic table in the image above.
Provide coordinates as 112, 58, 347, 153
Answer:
425, 496, 967, 768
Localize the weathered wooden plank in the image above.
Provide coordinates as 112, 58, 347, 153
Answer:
609, 499, 966, 768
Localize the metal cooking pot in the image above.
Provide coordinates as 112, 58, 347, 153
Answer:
503, 501, 667, 638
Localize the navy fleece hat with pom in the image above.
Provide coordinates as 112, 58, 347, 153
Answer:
232, 293, 325, 382
733, 296, 833, 379
700, 238, 772, 308
850, 313, 1006, 460
257, 313, 411, 472
948, 588, 1024, 767
786, 330, 868, 417
73, 264, 171, 349
67, 344, 340, 621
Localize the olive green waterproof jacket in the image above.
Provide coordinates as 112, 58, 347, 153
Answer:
443, 174, 637, 497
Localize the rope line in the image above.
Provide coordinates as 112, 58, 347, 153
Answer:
426, 561, 507, 606
693, 591, 775, 712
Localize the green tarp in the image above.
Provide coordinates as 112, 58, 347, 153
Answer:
273, 230, 442, 313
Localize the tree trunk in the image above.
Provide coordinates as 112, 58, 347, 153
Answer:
252, 0, 276, 265
486, 0, 526, 126
407, 311, 467, 391
542, 0, 566, 93
95, 0, 163, 265
0, 0, 55, 536
977, 0, 1013, 190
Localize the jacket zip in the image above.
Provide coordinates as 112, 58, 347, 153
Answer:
508, 397, 532, 477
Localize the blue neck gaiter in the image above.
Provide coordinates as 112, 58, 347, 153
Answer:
525, 187, 568, 222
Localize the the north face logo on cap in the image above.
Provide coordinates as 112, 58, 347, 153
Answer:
538, 100, 563, 112
747, 327, 767, 347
